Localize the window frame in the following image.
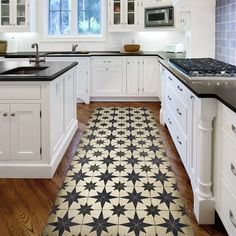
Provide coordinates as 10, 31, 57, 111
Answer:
40, 0, 107, 42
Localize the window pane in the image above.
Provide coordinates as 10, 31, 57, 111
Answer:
48, 0, 71, 35
78, 0, 101, 35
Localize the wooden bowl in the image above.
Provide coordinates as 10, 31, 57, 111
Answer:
124, 44, 140, 53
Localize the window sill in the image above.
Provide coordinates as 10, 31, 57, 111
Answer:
39, 35, 107, 43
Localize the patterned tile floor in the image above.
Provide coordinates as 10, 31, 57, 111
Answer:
43, 107, 194, 236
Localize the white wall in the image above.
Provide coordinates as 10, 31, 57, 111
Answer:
0, 31, 186, 53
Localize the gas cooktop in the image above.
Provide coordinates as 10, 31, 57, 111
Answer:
169, 58, 236, 80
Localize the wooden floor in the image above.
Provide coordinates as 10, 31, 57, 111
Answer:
0, 102, 227, 236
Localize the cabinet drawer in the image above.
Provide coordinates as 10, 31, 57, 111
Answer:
165, 88, 187, 134
222, 105, 236, 139
166, 106, 187, 167
92, 57, 123, 67
174, 78, 188, 102
219, 179, 236, 236
0, 85, 41, 100
165, 70, 175, 88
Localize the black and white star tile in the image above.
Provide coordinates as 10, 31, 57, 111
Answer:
43, 107, 193, 236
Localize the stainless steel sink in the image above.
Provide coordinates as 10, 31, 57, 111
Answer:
0, 66, 48, 75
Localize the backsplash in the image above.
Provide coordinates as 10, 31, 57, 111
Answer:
215, 0, 236, 65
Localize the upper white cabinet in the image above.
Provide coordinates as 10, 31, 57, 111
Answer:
108, 0, 140, 32
141, 0, 173, 8
0, 0, 36, 32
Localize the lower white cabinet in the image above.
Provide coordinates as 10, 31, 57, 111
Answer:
0, 68, 78, 178
0, 103, 41, 161
91, 67, 124, 96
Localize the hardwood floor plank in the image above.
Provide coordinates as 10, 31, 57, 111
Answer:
0, 102, 227, 236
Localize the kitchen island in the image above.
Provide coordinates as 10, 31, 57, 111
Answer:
0, 61, 78, 178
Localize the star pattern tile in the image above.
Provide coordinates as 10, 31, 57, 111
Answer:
43, 107, 193, 236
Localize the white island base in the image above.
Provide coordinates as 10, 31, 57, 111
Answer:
0, 68, 78, 178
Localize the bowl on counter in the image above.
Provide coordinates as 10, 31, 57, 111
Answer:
124, 44, 140, 53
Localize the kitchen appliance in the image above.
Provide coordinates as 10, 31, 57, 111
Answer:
169, 58, 236, 81
145, 6, 174, 27
165, 43, 184, 53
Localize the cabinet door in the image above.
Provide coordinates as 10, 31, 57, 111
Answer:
178, 11, 191, 31
10, 104, 41, 160
126, 58, 140, 95
52, 76, 64, 152
76, 67, 89, 104
15, 0, 28, 27
0, 0, 11, 26
108, 0, 124, 30
0, 104, 10, 160
124, 0, 139, 29
92, 67, 123, 96
64, 70, 76, 132
141, 57, 160, 96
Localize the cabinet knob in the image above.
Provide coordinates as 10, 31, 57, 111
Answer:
2, 113, 8, 117
232, 124, 236, 134
177, 85, 183, 92
168, 118, 172, 125
11, 113, 16, 117
168, 76, 173, 81
167, 95, 172, 101
231, 163, 236, 177
176, 108, 182, 116
229, 210, 236, 229
190, 95, 195, 100
177, 136, 182, 145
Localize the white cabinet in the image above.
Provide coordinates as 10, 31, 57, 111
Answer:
176, 11, 191, 31
0, 0, 36, 32
141, 0, 173, 7
46, 57, 90, 104
91, 67, 123, 96
0, 103, 40, 161
126, 57, 160, 97
108, 0, 140, 32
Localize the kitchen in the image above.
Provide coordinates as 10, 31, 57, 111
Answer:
0, 0, 234, 235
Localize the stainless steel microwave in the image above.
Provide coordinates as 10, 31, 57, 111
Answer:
145, 6, 174, 27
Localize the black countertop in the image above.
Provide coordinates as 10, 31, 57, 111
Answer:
159, 59, 236, 113
0, 61, 78, 81
0, 51, 186, 60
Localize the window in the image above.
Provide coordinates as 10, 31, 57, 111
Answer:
48, 0, 71, 35
47, 0, 103, 37
78, 0, 101, 35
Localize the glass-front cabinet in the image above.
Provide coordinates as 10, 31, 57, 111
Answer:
108, 0, 139, 31
0, 0, 29, 31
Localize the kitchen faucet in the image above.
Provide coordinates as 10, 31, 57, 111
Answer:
72, 44, 78, 52
29, 43, 46, 66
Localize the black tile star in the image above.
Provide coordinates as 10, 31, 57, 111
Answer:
114, 182, 125, 192
97, 170, 116, 184
143, 182, 155, 192
115, 164, 125, 172
139, 151, 148, 158
146, 134, 157, 142
117, 139, 125, 145
123, 188, 147, 208
112, 203, 126, 217
126, 143, 138, 152
104, 143, 116, 152
92, 188, 116, 207
151, 157, 167, 167
127, 155, 139, 167
102, 156, 115, 166
82, 143, 94, 152
93, 150, 103, 157
50, 204, 59, 215
98, 130, 106, 136
148, 144, 161, 152
141, 164, 151, 172
96, 139, 105, 146
89, 164, 100, 172
155, 188, 179, 209
76, 156, 90, 166
78, 203, 92, 216
49, 212, 79, 236
125, 170, 144, 185
86, 133, 97, 140
116, 150, 125, 157
84, 181, 97, 191
126, 134, 136, 141
60, 182, 69, 190
107, 133, 117, 141
172, 182, 179, 191
151, 170, 172, 186
158, 212, 188, 236
145, 204, 161, 217
179, 206, 188, 216
60, 188, 84, 207
68, 170, 89, 184
122, 211, 152, 236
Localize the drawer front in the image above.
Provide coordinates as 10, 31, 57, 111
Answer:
174, 78, 188, 102
166, 106, 187, 167
77, 58, 89, 67
92, 57, 123, 67
221, 129, 236, 193
219, 179, 236, 236
165, 70, 175, 88
0, 85, 41, 100
165, 88, 187, 134
222, 105, 236, 139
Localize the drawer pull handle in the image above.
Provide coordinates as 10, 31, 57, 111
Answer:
177, 136, 182, 145
168, 76, 173, 81
103, 61, 111, 63
231, 163, 236, 177
11, 113, 16, 117
168, 118, 172, 125
167, 95, 172, 101
2, 113, 8, 117
177, 85, 183, 92
177, 108, 182, 116
232, 125, 236, 134
229, 210, 236, 228
190, 95, 195, 100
